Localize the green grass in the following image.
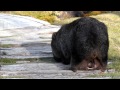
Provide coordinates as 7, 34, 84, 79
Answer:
0, 58, 16, 65
88, 72, 120, 79
38, 57, 55, 63
0, 57, 55, 65
16, 57, 55, 63
0, 44, 16, 48
0, 75, 25, 79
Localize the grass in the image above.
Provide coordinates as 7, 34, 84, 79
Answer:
88, 72, 120, 79
0, 57, 55, 65
16, 57, 55, 63
0, 75, 25, 79
0, 11, 105, 25
0, 11, 59, 24
37, 57, 55, 63
53, 17, 80, 25
0, 58, 16, 65
0, 44, 16, 48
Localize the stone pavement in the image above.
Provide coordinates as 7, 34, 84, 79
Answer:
0, 62, 114, 79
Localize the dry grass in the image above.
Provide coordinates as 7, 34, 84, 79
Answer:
0, 11, 59, 24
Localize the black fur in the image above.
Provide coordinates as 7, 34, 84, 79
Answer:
51, 17, 109, 72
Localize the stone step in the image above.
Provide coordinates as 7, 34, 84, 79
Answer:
0, 42, 53, 59
0, 55, 53, 59
0, 62, 115, 79
1, 47, 52, 55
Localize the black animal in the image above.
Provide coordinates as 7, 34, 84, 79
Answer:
72, 11, 92, 17
51, 17, 109, 72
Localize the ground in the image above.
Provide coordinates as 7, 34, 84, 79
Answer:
0, 13, 117, 79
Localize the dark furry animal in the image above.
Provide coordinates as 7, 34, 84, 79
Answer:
72, 11, 92, 17
51, 17, 109, 72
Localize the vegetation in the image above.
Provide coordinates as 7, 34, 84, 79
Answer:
88, 72, 120, 79
16, 57, 55, 63
0, 57, 55, 65
0, 58, 16, 65
85, 11, 104, 16
0, 11, 105, 24
0, 11, 59, 24
0, 75, 25, 79
0, 44, 17, 48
